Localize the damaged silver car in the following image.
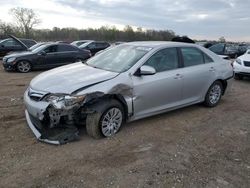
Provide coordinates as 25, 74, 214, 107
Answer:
24, 42, 234, 144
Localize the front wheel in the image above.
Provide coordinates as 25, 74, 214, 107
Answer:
86, 99, 124, 139
204, 81, 223, 107
16, 61, 31, 73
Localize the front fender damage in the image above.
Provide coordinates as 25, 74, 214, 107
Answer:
27, 84, 133, 145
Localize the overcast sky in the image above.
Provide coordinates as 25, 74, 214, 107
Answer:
0, 0, 249, 41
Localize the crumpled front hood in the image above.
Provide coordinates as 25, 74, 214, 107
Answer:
30, 62, 119, 94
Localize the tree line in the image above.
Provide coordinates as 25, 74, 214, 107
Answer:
0, 23, 176, 43
0, 7, 176, 42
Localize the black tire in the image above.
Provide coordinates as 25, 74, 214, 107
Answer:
204, 81, 223, 107
16, 60, 31, 73
234, 73, 243, 80
86, 99, 124, 139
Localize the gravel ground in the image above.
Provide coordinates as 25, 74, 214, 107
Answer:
0, 64, 249, 188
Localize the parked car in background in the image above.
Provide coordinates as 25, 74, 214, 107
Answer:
0, 36, 36, 57
71, 40, 93, 47
233, 49, 250, 80
209, 43, 247, 58
79, 41, 110, 56
172, 36, 195, 43
196, 41, 216, 48
23, 42, 233, 144
2, 43, 91, 73
114, 42, 126, 46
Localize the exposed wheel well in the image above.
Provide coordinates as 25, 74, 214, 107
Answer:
216, 79, 227, 95
84, 94, 129, 121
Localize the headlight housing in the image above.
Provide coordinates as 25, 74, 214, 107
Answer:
43, 94, 86, 109
7, 57, 16, 63
236, 58, 242, 65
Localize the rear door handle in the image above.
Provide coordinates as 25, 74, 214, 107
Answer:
174, 73, 183, 79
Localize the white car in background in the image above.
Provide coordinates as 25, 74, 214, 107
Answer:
233, 49, 250, 80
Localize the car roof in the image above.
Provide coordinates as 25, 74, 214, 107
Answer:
126, 41, 199, 48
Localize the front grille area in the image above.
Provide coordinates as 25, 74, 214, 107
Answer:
244, 61, 250, 67
28, 88, 48, 101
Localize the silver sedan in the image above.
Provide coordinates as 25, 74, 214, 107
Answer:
24, 41, 234, 144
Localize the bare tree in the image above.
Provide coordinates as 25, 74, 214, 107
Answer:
219, 36, 226, 43
9, 7, 41, 38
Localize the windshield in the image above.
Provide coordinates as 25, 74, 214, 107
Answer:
29, 43, 44, 51
79, 42, 92, 48
86, 44, 152, 73
31, 44, 47, 53
209, 43, 225, 53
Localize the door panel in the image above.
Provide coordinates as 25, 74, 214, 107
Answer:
180, 64, 215, 103
56, 44, 78, 65
179, 47, 215, 103
132, 70, 183, 118
42, 45, 60, 68
44, 53, 61, 68
132, 47, 183, 118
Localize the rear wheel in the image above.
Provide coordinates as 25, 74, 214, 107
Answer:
86, 99, 124, 139
16, 61, 31, 73
204, 81, 223, 107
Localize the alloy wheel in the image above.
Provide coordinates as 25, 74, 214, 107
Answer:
209, 84, 222, 104
101, 107, 123, 137
17, 61, 31, 73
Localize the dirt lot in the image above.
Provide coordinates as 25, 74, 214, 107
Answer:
0, 64, 249, 188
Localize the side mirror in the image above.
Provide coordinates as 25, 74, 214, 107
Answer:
136, 65, 156, 76
38, 51, 46, 56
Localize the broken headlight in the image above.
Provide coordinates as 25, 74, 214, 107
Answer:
43, 94, 86, 109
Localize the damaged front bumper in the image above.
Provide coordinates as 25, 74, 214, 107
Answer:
25, 110, 60, 145
24, 89, 80, 145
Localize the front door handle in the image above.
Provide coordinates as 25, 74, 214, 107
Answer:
174, 73, 183, 79
209, 67, 216, 72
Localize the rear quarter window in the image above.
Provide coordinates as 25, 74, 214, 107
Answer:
203, 53, 214, 63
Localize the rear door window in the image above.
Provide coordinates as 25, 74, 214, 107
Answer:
57, 44, 78, 52
203, 53, 214, 63
180, 47, 204, 67
87, 42, 96, 49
